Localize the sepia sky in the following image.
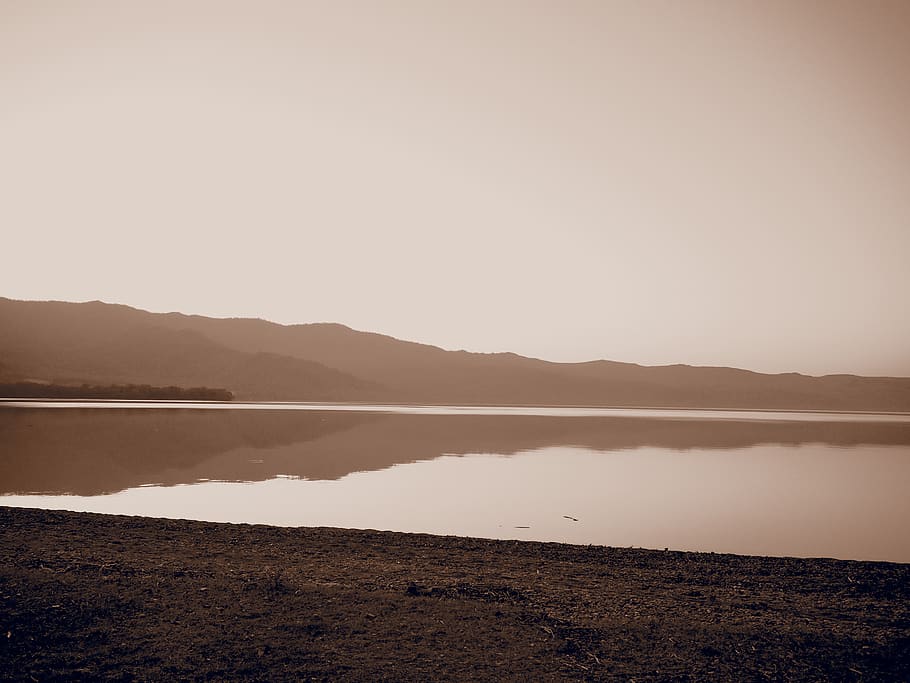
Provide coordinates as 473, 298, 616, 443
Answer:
2, 1, 909, 376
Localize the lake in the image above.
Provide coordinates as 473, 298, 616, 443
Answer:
2, 402, 909, 562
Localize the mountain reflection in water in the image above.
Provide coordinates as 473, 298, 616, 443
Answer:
3, 407, 910, 561
2, 407, 909, 496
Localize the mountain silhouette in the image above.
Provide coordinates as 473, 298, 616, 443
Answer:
2, 297, 909, 410
0, 298, 378, 400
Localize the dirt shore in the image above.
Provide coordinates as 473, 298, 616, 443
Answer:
1, 507, 907, 681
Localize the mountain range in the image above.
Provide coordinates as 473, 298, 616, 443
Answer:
2, 297, 909, 411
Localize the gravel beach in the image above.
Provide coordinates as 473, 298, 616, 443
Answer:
1, 506, 908, 681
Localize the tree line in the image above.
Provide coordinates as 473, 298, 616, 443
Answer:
0, 382, 234, 401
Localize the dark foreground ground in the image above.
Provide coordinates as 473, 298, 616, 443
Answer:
1, 507, 908, 682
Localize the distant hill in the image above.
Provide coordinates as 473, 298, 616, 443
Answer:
2, 297, 909, 410
0, 298, 378, 401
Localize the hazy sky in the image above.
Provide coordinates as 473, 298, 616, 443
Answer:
2, 1, 909, 376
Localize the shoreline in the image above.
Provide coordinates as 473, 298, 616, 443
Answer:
3, 399, 910, 422
2, 507, 907, 680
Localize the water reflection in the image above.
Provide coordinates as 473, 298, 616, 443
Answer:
2, 408, 910, 495
2, 407, 909, 561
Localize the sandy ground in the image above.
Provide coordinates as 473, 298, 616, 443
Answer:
1, 506, 908, 681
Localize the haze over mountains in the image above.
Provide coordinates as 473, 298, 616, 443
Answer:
2, 297, 909, 411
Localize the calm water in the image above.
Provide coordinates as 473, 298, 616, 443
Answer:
2, 402, 909, 562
